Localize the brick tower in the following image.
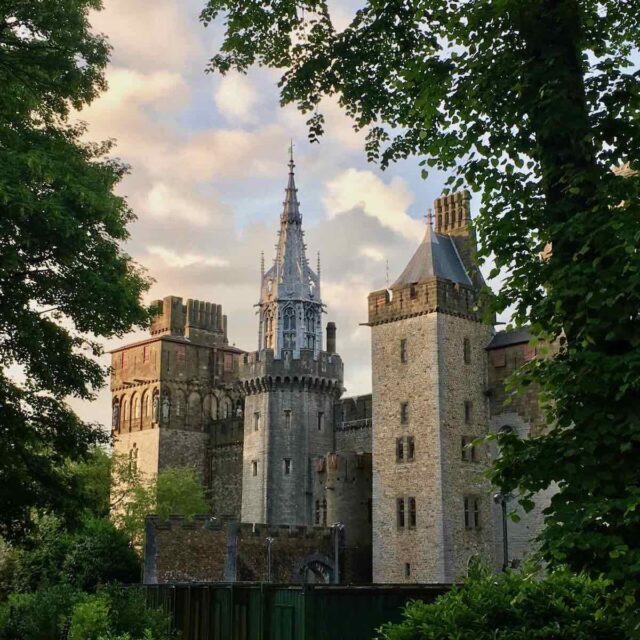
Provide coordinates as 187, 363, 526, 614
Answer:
238, 151, 343, 526
368, 190, 494, 583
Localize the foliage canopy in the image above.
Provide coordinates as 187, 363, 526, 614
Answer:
0, 0, 150, 539
201, 0, 640, 595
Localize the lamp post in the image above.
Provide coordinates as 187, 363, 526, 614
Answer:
493, 492, 514, 571
266, 536, 274, 582
331, 522, 344, 584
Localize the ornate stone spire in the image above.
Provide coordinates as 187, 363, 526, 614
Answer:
257, 146, 322, 357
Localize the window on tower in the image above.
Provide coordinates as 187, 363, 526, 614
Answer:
396, 498, 405, 528
284, 410, 292, 430
400, 402, 409, 425
283, 458, 292, 475
304, 308, 316, 350
264, 309, 274, 350
400, 338, 407, 363
283, 306, 296, 349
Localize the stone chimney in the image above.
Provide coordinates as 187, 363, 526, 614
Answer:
326, 322, 336, 355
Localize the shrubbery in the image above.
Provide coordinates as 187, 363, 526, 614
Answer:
0, 585, 172, 640
377, 566, 628, 640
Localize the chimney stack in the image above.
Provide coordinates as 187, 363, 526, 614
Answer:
326, 322, 336, 355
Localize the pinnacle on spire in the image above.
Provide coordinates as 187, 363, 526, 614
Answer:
281, 142, 301, 223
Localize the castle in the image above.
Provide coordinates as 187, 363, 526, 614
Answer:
111, 153, 551, 584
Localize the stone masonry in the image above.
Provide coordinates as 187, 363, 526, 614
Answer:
112, 157, 551, 586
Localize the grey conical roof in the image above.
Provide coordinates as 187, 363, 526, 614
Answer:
392, 222, 472, 288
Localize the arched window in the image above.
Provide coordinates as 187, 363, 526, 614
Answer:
221, 396, 233, 419
283, 306, 296, 349
263, 309, 274, 350
132, 393, 140, 421
112, 398, 120, 430
187, 391, 202, 429
304, 308, 316, 350
120, 397, 129, 430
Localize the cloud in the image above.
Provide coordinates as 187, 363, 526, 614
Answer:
90, 0, 205, 72
214, 73, 262, 124
358, 246, 385, 262
323, 169, 423, 241
146, 246, 229, 269
145, 183, 213, 227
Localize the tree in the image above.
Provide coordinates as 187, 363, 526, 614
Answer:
112, 464, 209, 547
377, 565, 627, 640
200, 0, 640, 595
0, 1, 150, 540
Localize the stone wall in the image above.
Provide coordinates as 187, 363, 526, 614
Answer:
487, 336, 558, 567
369, 276, 494, 583
311, 452, 373, 583
239, 349, 343, 527
334, 394, 372, 453
144, 517, 335, 585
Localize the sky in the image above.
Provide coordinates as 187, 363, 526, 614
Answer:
70, 0, 482, 428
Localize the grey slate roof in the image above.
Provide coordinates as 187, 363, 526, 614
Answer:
392, 224, 472, 288
486, 327, 533, 350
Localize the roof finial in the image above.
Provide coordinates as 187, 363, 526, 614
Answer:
288, 139, 295, 173
425, 208, 434, 227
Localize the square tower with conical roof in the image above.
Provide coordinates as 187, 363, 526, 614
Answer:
368, 190, 495, 583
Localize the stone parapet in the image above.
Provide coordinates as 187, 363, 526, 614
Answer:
238, 348, 343, 395
368, 279, 481, 327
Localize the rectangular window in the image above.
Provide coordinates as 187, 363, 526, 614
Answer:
464, 497, 480, 529
283, 458, 292, 475
314, 500, 320, 525
408, 497, 416, 528
463, 337, 471, 364
407, 436, 415, 461
224, 352, 233, 372
317, 411, 324, 431
322, 499, 327, 526
461, 436, 470, 461
284, 409, 292, 430
400, 402, 409, 425
404, 562, 411, 578
409, 284, 418, 299
395, 437, 404, 462
464, 400, 472, 424
252, 460, 258, 476
254, 412, 260, 431
396, 498, 405, 528
400, 338, 408, 363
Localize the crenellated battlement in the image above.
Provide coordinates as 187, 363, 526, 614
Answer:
150, 295, 228, 346
368, 279, 481, 326
146, 515, 331, 540
238, 348, 343, 395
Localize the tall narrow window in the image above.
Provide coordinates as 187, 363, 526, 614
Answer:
404, 563, 411, 578
408, 497, 417, 528
283, 306, 296, 349
464, 497, 480, 529
400, 402, 409, 425
461, 436, 470, 461
317, 411, 324, 432
463, 337, 471, 364
252, 460, 258, 476
396, 437, 404, 462
264, 309, 274, 350
283, 458, 292, 475
396, 498, 405, 528
254, 412, 260, 431
409, 284, 417, 299
284, 410, 292, 430
143, 345, 150, 363
322, 499, 327, 526
407, 436, 415, 461
305, 308, 316, 350
400, 339, 408, 363
464, 401, 472, 424
314, 500, 320, 525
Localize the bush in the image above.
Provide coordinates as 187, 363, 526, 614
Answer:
68, 594, 110, 640
377, 566, 628, 640
0, 584, 84, 640
0, 585, 172, 640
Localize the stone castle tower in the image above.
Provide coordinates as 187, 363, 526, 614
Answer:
238, 153, 344, 526
368, 191, 494, 583
110, 296, 244, 513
